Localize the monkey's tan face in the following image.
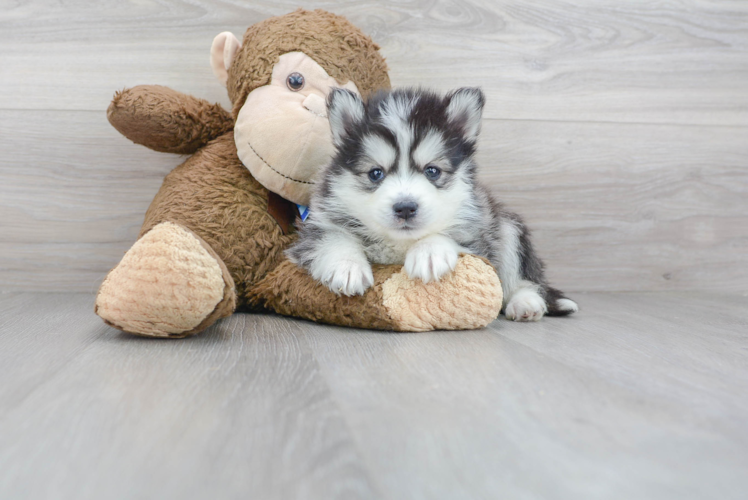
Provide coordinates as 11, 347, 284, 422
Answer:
234, 52, 359, 205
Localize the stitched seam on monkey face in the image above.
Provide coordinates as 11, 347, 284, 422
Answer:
246, 141, 316, 185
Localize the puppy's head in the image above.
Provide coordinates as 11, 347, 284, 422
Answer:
323, 87, 485, 241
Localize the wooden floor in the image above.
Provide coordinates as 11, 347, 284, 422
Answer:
1, 292, 746, 500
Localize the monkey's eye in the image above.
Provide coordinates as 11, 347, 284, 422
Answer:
286, 72, 305, 91
368, 168, 385, 182
424, 165, 442, 180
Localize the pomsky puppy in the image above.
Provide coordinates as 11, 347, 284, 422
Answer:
287, 87, 577, 321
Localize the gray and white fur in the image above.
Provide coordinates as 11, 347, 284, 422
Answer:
287, 87, 578, 321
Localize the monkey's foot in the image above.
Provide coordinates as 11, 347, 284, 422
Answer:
95, 222, 236, 338
382, 254, 503, 331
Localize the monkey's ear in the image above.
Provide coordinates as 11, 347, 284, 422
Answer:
210, 32, 242, 86
445, 87, 485, 141
327, 88, 365, 147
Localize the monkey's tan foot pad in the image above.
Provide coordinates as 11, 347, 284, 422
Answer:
383, 254, 503, 331
95, 221, 236, 338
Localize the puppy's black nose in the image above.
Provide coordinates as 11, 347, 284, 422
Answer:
393, 201, 418, 220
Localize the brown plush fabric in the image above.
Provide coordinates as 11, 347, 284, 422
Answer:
227, 8, 391, 118
266, 192, 299, 236
139, 133, 295, 307
250, 260, 400, 330
96, 9, 502, 337
252, 255, 503, 332
108, 85, 234, 154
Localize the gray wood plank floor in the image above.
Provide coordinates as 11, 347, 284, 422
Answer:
1, 292, 746, 500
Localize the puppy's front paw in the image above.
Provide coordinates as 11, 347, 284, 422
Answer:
505, 288, 547, 322
404, 236, 460, 283
315, 259, 374, 296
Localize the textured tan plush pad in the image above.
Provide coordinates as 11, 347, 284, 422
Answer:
95, 222, 235, 337
382, 254, 503, 332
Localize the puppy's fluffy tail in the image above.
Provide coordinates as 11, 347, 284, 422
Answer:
544, 287, 579, 316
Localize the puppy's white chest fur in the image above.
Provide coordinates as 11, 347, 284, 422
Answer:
363, 238, 414, 265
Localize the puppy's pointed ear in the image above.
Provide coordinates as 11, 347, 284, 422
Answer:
446, 87, 485, 141
210, 32, 242, 86
327, 88, 365, 146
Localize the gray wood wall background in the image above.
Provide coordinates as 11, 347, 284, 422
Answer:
1, 0, 746, 294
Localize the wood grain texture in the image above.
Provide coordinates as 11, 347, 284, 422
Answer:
0, 293, 377, 500
1, 0, 747, 125
303, 292, 748, 499
478, 120, 748, 293
0, 0, 747, 293
1, 292, 747, 499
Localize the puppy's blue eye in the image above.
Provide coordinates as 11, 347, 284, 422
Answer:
368, 168, 384, 182
286, 72, 304, 91
424, 165, 441, 180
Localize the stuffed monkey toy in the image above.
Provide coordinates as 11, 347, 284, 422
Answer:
95, 9, 503, 337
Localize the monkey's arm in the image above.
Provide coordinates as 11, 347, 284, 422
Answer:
107, 85, 234, 154
248, 256, 503, 332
